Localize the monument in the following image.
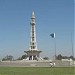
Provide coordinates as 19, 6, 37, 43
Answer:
24, 11, 42, 60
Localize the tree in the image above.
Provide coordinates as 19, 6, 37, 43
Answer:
21, 54, 27, 59
17, 54, 27, 60
56, 54, 62, 60
43, 57, 49, 60
2, 55, 14, 61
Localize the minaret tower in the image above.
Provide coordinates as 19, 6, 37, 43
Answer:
29, 11, 37, 50
24, 11, 42, 60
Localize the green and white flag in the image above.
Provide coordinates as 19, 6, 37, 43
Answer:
50, 33, 55, 38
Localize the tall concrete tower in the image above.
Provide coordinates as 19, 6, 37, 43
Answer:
29, 11, 37, 51
24, 11, 42, 60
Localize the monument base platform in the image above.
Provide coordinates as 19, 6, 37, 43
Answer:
24, 50, 42, 60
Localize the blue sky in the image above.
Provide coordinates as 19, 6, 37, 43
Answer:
0, 0, 74, 59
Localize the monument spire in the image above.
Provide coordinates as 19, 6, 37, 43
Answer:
31, 11, 35, 19
30, 11, 37, 50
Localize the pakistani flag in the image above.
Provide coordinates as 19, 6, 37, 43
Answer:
50, 33, 55, 38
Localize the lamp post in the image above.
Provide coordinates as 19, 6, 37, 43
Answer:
71, 33, 74, 59
71, 32, 74, 66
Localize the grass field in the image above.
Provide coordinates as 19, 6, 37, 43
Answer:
0, 67, 74, 75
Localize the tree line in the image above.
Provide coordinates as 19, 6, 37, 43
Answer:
2, 54, 75, 61
56, 54, 75, 60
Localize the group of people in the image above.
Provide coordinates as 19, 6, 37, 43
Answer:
49, 62, 56, 67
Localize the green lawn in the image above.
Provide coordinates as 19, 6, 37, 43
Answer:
0, 67, 74, 75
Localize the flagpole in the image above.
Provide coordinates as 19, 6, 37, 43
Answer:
54, 37, 56, 60
50, 33, 56, 60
